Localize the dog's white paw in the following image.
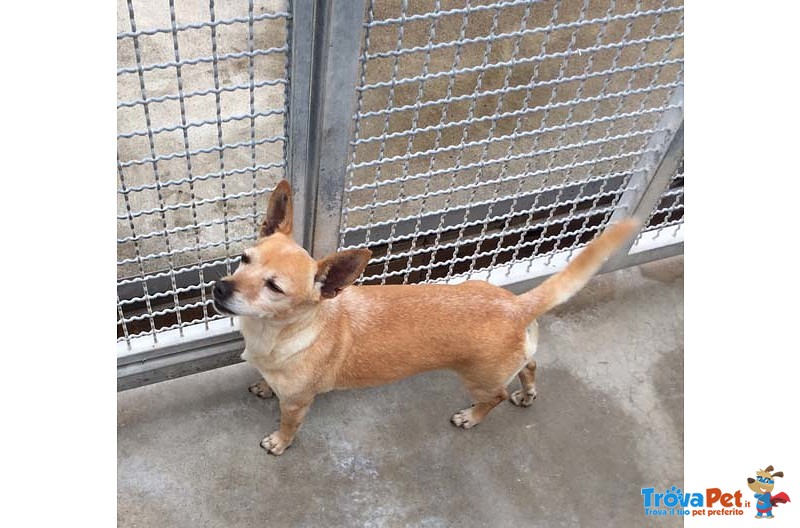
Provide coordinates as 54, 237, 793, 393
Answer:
510, 387, 537, 407
248, 381, 274, 399
260, 432, 291, 456
450, 408, 479, 429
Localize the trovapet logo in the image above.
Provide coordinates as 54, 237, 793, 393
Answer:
746, 465, 791, 519
641, 486, 746, 518
641, 464, 792, 519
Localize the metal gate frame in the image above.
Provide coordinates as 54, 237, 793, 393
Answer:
118, 0, 684, 391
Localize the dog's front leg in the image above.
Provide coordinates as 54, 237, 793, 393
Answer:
247, 379, 274, 399
260, 397, 314, 456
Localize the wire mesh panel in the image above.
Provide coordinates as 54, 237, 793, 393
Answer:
340, 0, 684, 286
644, 154, 683, 234
117, 0, 290, 346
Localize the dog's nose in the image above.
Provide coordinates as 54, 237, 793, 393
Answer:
213, 280, 234, 300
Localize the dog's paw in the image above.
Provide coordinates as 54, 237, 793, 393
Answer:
450, 408, 479, 429
248, 381, 274, 399
510, 388, 537, 407
260, 431, 291, 456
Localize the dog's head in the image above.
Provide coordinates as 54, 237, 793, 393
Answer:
212, 180, 371, 321
747, 465, 783, 494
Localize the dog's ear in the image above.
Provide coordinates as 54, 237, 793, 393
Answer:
772, 471, 784, 478
260, 180, 293, 237
315, 249, 372, 299
765, 465, 775, 473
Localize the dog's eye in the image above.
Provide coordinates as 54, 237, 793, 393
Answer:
240, 253, 250, 264
265, 278, 284, 294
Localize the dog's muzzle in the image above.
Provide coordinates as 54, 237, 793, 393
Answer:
213, 280, 235, 314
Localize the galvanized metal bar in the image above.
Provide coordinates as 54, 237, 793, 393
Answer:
287, 0, 316, 249
116, 46, 289, 76
620, 123, 683, 227
118, 79, 288, 109
608, 87, 683, 225
604, 121, 684, 271
309, 0, 368, 258
117, 319, 245, 391
168, 0, 210, 330
117, 11, 290, 39
600, 85, 684, 275
125, 0, 185, 340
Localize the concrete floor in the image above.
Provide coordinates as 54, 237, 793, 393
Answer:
118, 256, 683, 527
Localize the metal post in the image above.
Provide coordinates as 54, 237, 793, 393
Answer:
621, 123, 682, 230
602, 122, 683, 271
602, 86, 683, 271
286, 0, 316, 250
607, 87, 683, 227
307, 0, 368, 258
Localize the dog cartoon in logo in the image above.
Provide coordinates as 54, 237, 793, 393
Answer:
747, 465, 791, 519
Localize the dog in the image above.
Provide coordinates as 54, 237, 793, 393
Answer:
212, 180, 639, 455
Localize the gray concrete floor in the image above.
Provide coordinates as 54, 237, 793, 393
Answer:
118, 256, 683, 527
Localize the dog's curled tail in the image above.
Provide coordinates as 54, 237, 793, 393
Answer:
518, 218, 641, 321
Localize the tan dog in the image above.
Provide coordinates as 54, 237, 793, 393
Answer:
213, 180, 639, 455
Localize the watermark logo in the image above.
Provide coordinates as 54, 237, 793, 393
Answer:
641, 486, 746, 518
746, 465, 791, 519
641, 464, 792, 519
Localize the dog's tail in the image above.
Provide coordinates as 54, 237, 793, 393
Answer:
517, 218, 640, 321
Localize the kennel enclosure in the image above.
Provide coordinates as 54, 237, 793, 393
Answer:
117, 0, 684, 390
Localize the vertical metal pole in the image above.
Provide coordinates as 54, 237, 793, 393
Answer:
287, 0, 316, 250
308, 0, 368, 258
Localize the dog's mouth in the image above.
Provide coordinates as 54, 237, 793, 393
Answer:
213, 300, 237, 315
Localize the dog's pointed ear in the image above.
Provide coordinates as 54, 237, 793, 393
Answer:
315, 249, 372, 299
260, 180, 293, 237
765, 465, 775, 473
772, 471, 784, 478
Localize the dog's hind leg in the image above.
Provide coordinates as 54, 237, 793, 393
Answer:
510, 360, 538, 407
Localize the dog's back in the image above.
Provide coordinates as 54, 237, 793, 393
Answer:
331, 218, 640, 391
333, 282, 528, 388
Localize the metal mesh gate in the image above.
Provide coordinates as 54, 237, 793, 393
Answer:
340, 0, 683, 286
117, 0, 290, 347
117, 0, 683, 390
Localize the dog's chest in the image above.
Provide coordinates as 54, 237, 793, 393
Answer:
239, 318, 280, 365
239, 318, 278, 352
238, 317, 319, 389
